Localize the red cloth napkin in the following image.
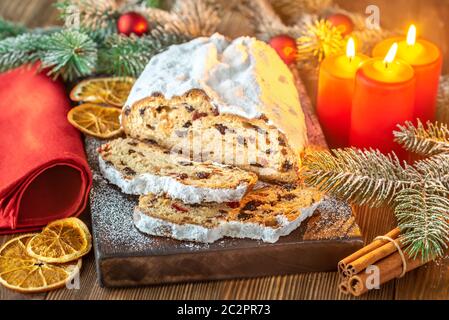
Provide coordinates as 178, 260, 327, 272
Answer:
0, 65, 92, 234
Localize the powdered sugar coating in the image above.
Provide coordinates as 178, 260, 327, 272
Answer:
133, 201, 320, 243
98, 156, 252, 204
125, 33, 307, 152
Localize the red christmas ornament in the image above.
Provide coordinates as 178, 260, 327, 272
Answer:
327, 13, 354, 36
268, 35, 298, 65
117, 12, 149, 36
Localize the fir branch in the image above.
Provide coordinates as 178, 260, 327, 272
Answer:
413, 154, 449, 189
56, 0, 119, 31
0, 17, 27, 40
394, 120, 449, 156
40, 29, 97, 81
302, 148, 416, 207
238, 0, 305, 41
138, 0, 221, 38
144, 0, 161, 8
395, 184, 449, 261
98, 30, 192, 77
0, 34, 41, 72
170, 0, 221, 37
268, 0, 333, 24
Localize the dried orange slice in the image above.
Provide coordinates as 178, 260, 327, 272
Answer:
67, 103, 122, 139
70, 77, 135, 107
0, 234, 81, 293
26, 218, 92, 264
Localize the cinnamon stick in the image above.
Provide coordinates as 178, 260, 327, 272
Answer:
338, 280, 350, 295
345, 237, 404, 277
338, 228, 400, 277
346, 251, 425, 297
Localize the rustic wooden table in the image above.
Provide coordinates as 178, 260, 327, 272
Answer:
1, 0, 449, 300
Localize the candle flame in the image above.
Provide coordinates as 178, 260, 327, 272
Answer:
384, 43, 398, 65
407, 24, 416, 46
346, 37, 355, 60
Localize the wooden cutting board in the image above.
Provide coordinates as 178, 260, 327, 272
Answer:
87, 68, 363, 287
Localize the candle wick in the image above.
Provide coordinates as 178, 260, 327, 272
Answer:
385, 62, 389, 69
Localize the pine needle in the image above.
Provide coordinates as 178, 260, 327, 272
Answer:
39, 29, 97, 81
56, 0, 118, 30
0, 34, 41, 72
268, 0, 333, 24
394, 120, 449, 156
302, 148, 416, 207
238, 0, 305, 41
97, 29, 192, 77
414, 154, 449, 189
0, 17, 27, 40
139, 0, 221, 38
145, 0, 161, 8
173, 0, 221, 37
395, 184, 449, 261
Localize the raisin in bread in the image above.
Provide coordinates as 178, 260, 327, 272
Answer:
133, 185, 323, 243
121, 90, 300, 183
122, 34, 308, 184
98, 138, 258, 204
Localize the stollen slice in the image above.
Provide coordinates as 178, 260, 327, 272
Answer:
121, 90, 300, 183
98, 138, 258, 204
133, 184, 323, 243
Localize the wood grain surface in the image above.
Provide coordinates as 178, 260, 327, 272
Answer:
1, 0, 448, 300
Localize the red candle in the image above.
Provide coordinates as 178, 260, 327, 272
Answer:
350, 43, 415, 158
317, 38, 369, 148
372, 25, 442, 123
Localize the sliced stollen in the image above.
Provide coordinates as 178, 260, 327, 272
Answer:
133, 185, 323, 243
121, 90, 300, 183
98, 138, 258, 204
121, 34, 308, 184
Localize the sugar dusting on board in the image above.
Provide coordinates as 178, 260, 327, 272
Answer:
86, 136, 359, 255
303, 197, 359, 240
86, 137, 210, 253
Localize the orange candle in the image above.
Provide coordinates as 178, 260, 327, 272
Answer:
372, 25, 442, 123
317, 38, 368, 148
350, 43, 415, 158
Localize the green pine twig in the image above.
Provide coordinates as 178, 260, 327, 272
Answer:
55, 0, 119, 31
302, 148, 416, 207
0, 17, 27, 40
40, 29, 97, 81
98, 30, 192, 77
0, 29, 97, 81
145, 0, 161, 8
413, 154, 449, 190
0, 33, 41, 72
395, 184, 449, 261
394, 120, 449, 156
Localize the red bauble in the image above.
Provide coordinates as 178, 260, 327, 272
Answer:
327, 13, 354, 36
268, 35, 298, 65
117, 12, 149, 36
